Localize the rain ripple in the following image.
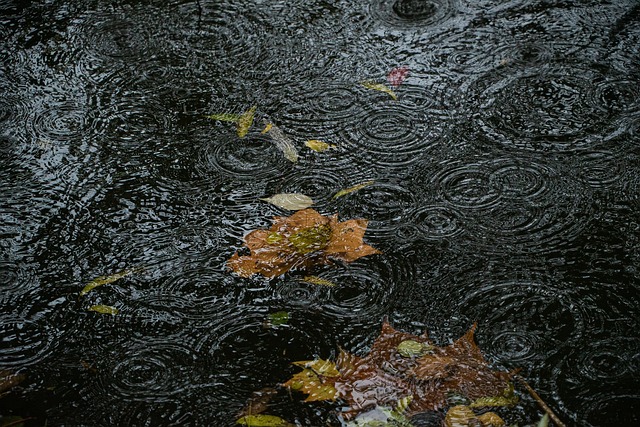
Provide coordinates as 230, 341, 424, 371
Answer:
196, 133, 293, 183
365, 0, 458, 31
0, 313, 58, 367
463, 65, 635, 152
106, 337, 198, 402
449, 273, 586, 367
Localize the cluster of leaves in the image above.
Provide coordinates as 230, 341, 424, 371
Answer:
227, 208, 380, 278
282, 321, 516, 422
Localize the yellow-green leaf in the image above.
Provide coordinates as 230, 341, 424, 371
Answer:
333, 180, 375, 199
361, 81, 398, 100
397, 340, 434, 358
237, 105, 257, 138
260, 193, 313, 211
469, 382, 518, 408
261, 122, 273, 134
305, 139, 336, 152
236, 414, 293, 427
80, 269, 137, 296
205, 113, 241, 122
88, 305, 119, 315
292, 359, 339, 377
300, 275, 337, 287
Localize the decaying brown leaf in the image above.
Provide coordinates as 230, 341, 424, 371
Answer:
283, 320, 516, 420
227, 209, 380, 278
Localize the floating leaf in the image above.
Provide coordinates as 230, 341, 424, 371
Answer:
300, 275, 337, 287
261, 122, 273, 134
237, 105, 257, 138
387, 66, 409, 88
266, 311, 289, 327
283, 320, 515, 421
333, 180, 375, 199
227, 209, 380, 278
205, 112, 242, 122
282, 368, 338, 401
361, 81, 397, 100
80, 269, 137, 296
305, 139, 336, 152
261, 120, 298, 162
88, 305, 119, 315
236, 414, 293, 427
260, 193, 314, 211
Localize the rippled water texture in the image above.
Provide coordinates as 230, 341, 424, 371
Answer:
1, 0, 639, 425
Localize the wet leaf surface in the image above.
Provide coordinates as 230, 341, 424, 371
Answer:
387, 66, 409, 88
80, 269, 137, 296
88, 305, 119, 315
227, 209, 380, 278
361, 81, 398, 100
260, 193, 314, 211
283, 321, 515, 419
333, 180, 375, 199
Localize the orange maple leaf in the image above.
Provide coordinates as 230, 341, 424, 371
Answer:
227, 208, 381, 278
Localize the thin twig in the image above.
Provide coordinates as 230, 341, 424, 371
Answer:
516, 375, 567, 427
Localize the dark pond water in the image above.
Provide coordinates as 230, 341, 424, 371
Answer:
1, 0, 639, 425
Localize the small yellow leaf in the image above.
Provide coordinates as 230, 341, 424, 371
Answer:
304, 139, 336, 152
237, 105, 257, 138
261, 122, 273, 134
361, 81, 397, 100
260, 193, 314, 211
88, 305, 119, 315
236, 414, 293, 427
300, 275, 337, 287
333, 180, 375, 199
80, 269, 138, 296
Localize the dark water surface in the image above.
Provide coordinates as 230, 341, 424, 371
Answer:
1, 0, 639, 425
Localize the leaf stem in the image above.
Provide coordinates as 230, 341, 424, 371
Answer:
516, 376, 566, 427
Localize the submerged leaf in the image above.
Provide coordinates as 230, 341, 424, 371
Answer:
305, 139, 336, 152
80, 269, 137, 296
0, 370, 25, 394
260, 193, 314, 211
261, 120, 298, 162
476, 412, 505, 426
284, 321, 515, 420
88, 305, 119, 315
300, 275, 337, 287
333, 180, 375, 199
361, 81, 397, 100
236, 414, 293, 427
266, 311, 290, 327
387, 66, 409, 88
205, 112, 242, 122
237, 105, 257, 138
